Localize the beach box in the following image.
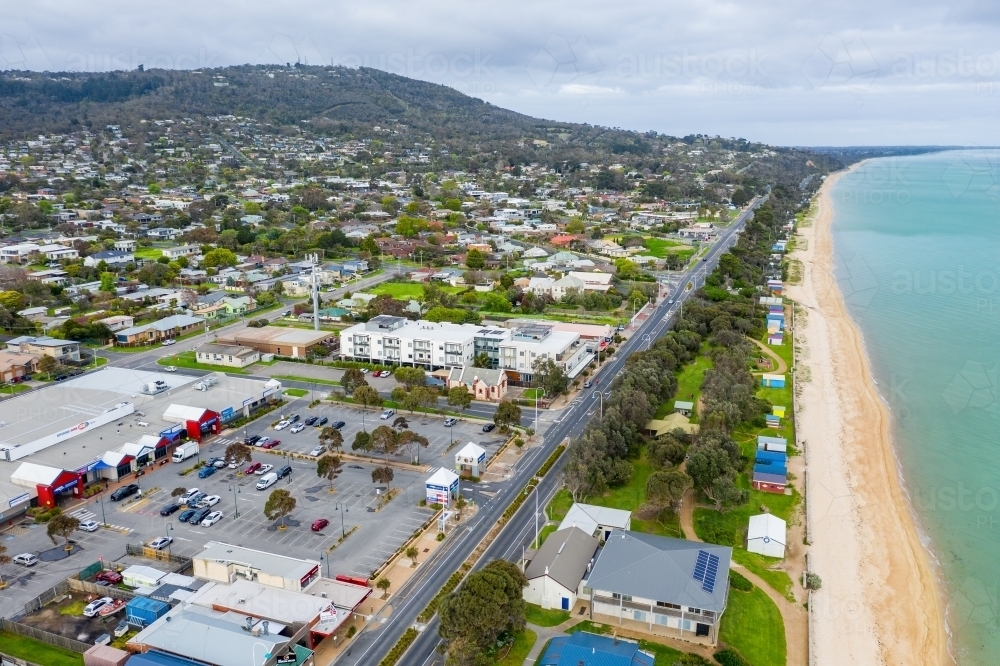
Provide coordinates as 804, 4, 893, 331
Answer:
772, 406, 786, 418
768, 334, 784, 345
754, 462, 787, 477
761, 374, 786, 388
765, 414, 781, 429
757, 436, 788, 453
756, 450, 787, 466
760, 296, 783, 306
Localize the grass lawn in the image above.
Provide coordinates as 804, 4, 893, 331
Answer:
719, 586, 786, 666
586, 452, 682, 539
0, 631, 83, 666
567, 621, 611, 636
534, 523, 558, 548
496, 629, 536, 666
524, 604, 570, 628
732, 549, 794, 600
0, 384, 31, 398
135, 247, 163, 260
547, 488, 574, 521
635, 639, 684, 666
521, 387, 544, 400
275, 374, 342, 386
157, 351, 249, 374
642, 237, 686, 258
59, 599, 87, 616
283, 388, 309, 397
656, 349, 712, 420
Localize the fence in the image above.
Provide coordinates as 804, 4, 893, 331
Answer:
0, 618, 90, 654
66, 578, 135, 602
124, 544, 192, 573
20, 581, 69, 616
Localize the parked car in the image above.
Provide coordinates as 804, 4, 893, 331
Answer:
178, 509, 197, 523
13, 553, 38, 567
330, 420, 343, 429
276, 465, 293, 479
179, 488, 200, 503
482, 423, 496, 433
304, 416, 318, 426
444, 417, 457, 427
212, 458, 228, 468
290, 414, 300, 423
79, 520, 100, 532
96, 570, 123, 585
256, 473, 278, 490
159, 503, 181, 516
110, 484, 140, 501
256, 436, 271, 447
309, 445, 325, 457
380, 409, 395, 420
583, 380, 593, 388
348, 465, 364, 470
147, 536, 173, 550
84, 597, 115, 617
188, 508, 211, 524
164, 366, 177, 373
319, 417, 331, 427
274, 420, 290, 431
255, 464, 273, 475
186, 492, 207, 507
228, 459, 241, 469
195, 495, 221, 508
245, 435, 261, 446
162, 339, 176, 346
201, 511, 224, 527
311, 518, 329, 532
360, 368, 370, 374
262, 439, 281, 449
198, 466, 216, 479
290, 423, 305, 433
245, 462, 262, 475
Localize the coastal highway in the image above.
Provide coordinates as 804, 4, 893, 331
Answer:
338, 196, 766, 666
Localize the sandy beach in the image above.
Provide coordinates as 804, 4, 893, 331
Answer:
787, 169, 950, 666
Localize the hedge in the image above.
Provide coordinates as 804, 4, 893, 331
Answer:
378, 628, 418, 666
713, 648, 751, 666
728, 570, 753, 592
535, 444, 565, 478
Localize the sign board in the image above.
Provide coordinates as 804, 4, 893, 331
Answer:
220, 407, 235, 422
8, 492, 29, 508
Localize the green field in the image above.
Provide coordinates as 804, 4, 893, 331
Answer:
577, 452, 682, 539
370, 282, 463, 300
547, 489, 574, 521
656, 349, 712, 419
496, 629, 536, 666
135, 247, 163, 260
157, 351, 249, 374
719, 585, 786, 666
0, 631, 84, 666
535, 523, 558, 548
524, 604, 570, 628
642, 238, 686, 258
283, 388, 309, 397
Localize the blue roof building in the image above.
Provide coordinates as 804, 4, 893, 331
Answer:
539, 632, 654, 666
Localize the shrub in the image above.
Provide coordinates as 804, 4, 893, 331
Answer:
378, 627, 418, 666
346, 626, 357, 638
728, 570, 753, 592
436, 532, 445, 541
805, 572, 823, 590
536, 444, 566, 477
713, 648, 751, 666
674, 654, 712, 666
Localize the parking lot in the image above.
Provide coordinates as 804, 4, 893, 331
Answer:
0, 395, 510, 618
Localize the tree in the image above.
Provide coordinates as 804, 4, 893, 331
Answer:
47, 514, 80, 551
493, 400, 521, 433
465, 248, 486, 270
99, 272, 115, 292
38, 355, 59, 379
318, 426, 344, 452
396, 430, 429, 463
472, 352, 491, 368
352, 430, 372, 453
565, 218, 586, 234
393, 366, 426, 389
354, 384, 382, 418
371, 425, 398, 458
709, 472, 749, 513
438, 559, 527, 664
341, 367, 366, 394
0, 291, 23, 310
316, 454, 343, 492
372, 465, 394, 487
405, 545, 419, 567
392, 416, 409, 431
376, 576, 392, 598
644, 468, 692, 516
202, 248, 238, 268
447, 386, 473, 418
263, 489, 297, 528
171, 487, 187, 497
224, 443, 253, 467
532, 357, 568, 397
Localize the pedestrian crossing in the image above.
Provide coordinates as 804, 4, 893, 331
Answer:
69, 507, 132, 534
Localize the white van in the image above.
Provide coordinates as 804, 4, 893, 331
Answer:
256, 472, 278, 490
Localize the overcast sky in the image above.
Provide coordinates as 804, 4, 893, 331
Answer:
3, 0, 999, 146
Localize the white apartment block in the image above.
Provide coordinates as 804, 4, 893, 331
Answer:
340, 316, 593, 380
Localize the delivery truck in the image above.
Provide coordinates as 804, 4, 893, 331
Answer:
172, 442, 199, 463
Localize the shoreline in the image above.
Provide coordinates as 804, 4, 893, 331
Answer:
788, 166, 950, 666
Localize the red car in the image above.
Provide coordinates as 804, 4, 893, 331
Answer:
261, 439, 281, 449
96, 570, 123, 584
311, 518, 329, 532
244, 462, 262, 474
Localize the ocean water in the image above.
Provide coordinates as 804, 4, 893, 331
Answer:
830, 151, 1000, 665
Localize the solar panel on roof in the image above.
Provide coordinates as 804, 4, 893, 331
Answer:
692, 549, 721, 593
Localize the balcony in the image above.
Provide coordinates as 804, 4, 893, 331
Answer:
591, 594, 715, 624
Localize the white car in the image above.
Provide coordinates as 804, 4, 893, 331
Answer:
13, 553, 37, 567
179, 488, 200, 503
201, 511, 224, 527
274, 420, 290, 431
83, 597, 115, 617
147, 536, 173, 550
380, 409, 395, 420
360, 368, 370, 374
256, 436, 271, 447
228, 460, 240, 469
309, 445, 325, 457
164, 366, 177, 373
255, 464, 273, 475
290, 423, 305, 433
196, 495, 221, 508
162, 339, 176, 346
78, 520, 100, 532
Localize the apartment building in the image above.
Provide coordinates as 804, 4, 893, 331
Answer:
340, 316, 592, 381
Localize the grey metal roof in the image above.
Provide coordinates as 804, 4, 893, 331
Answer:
586, 530, 732, 612
525, 527, 599, 591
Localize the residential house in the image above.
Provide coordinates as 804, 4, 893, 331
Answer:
523, 527, 599, 611
195, 343, 260, 368
84, 250, 134, 268
342, 259, 369, 274
6, 336, 81, 362
162, 244, 200, 260
557, 503, 631, 542
27, 269, 69, 286
114, 239, 137, 252
95, 315, 135, 332
551, 275, 584, 301
674, 401, 694, 417
586, 531, 732, 644
527, 276, 555, 296
567, 271, 614, 293
0, 243, 42, 263
145, 227, 183, 240
447, 366, 508, 402
114, 314, 204, 346
37, 244, 79, 261
0, 351, 41, 382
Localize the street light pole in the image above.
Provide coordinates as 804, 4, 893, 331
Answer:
534, 389, 545, 433
166, 523, 173, 556
229, 484, 241, 518
334, 502, 348, 539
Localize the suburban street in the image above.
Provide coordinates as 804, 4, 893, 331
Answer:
337, 196, 766, 666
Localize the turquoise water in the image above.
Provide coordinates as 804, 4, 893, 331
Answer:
831, 151, 1000, 665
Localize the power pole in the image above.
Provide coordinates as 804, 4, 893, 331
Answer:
310, 253, 320, 332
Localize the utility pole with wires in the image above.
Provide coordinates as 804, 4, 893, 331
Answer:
307, 253, 321, 332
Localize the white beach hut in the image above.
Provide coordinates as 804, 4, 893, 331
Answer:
747, 514, 787, 558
